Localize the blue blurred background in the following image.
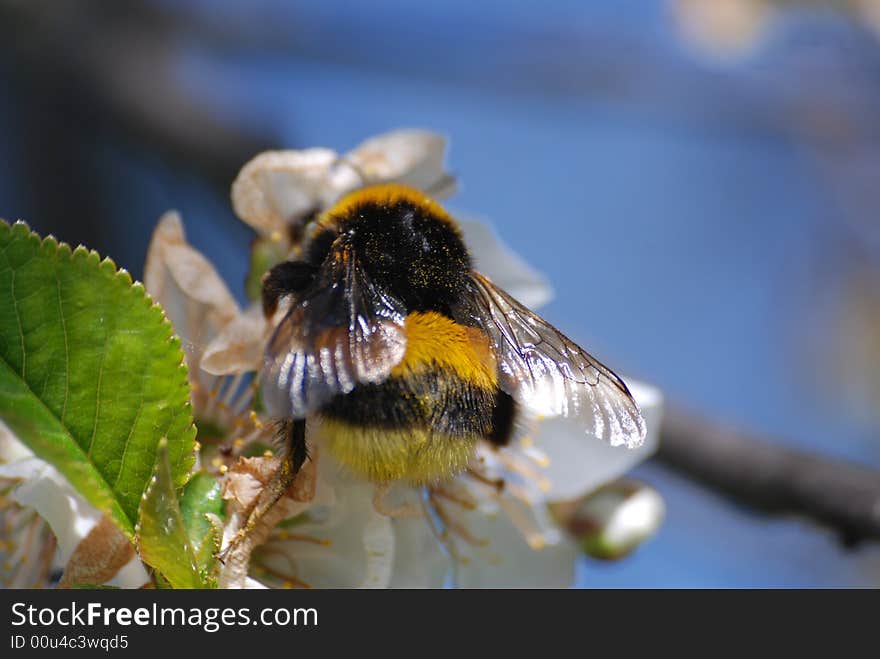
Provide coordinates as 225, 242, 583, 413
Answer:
2, 0, 879, 586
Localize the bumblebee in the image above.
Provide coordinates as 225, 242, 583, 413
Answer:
245, 184, 645, 530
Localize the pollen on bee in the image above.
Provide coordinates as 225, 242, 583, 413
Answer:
219, 464, 228, 475
263, 450, 274, 458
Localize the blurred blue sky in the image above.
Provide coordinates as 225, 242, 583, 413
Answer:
2, 0, 880, 586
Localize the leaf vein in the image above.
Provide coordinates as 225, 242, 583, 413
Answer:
86, 338, 109, 458
0, 249, 27, 380
55, 274, 70, 424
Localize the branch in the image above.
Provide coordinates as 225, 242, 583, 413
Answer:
657, 410, 880, 546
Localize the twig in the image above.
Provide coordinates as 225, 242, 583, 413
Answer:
657, 409, 880, 546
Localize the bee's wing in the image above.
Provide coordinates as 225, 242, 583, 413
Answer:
261, 247, 407, 418
455, 271, 646, 448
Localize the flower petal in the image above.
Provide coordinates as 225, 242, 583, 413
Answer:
453, 498, 579, 589
0, 457, 101, 559
231, 131, 455, 240
144, 212, 240, 376
386, 488, 451, 588
201, 305, 268, 376
343, 129, 453, 196
0, 429, 149, 589
458, 217, 554, 309
231, 148, 339, 234
535, 379, 664, 502
58, 516, 137, 588
253, 456, 403, 589
0, 422, 34, 464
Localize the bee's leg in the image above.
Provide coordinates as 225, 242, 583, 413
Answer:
220, 419, 308, 560
249, 418, 309, 526
261, 261, 317, 317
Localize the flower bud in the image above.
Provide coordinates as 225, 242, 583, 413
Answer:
552, 479, 665, 560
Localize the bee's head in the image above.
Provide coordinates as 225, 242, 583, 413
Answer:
305, 184, 472, 313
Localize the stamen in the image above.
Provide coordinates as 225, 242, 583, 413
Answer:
251, 559, 313, 589
499, 452, 552, 494
227, 426, 267, 454
429, 493, 488, 548
521, 445, 551, 468
277, 533, 331, 547
200, 376, 222, 416
466, 467, 505, 492
432, 486, 477, 511
497, 497, 547, 550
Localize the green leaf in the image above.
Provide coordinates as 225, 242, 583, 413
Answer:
180, 471, 224, 579
0, 221, 196, 537
137, 439, 206, 589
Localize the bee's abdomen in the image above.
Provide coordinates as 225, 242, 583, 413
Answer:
317, 312, 501, 484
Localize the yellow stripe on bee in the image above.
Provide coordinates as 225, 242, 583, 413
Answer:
319, 420, 477, 484
311, 183, 461, 237
392, 312, 497, 390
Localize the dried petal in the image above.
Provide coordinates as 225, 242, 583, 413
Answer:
231, 148, 339, 234
144, 212, 240, 376
201, 305, 269, 376
344, 129, 451, 195
218, 455, 317, 588
59, 516, 136, 588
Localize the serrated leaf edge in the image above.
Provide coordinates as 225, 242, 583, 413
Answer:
0, 219, 198, 521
